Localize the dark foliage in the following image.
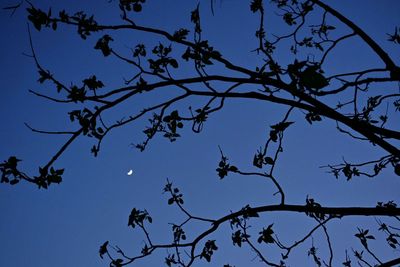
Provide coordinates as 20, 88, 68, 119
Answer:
2, 0, 400, 266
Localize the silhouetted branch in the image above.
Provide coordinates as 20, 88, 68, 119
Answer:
3, 1, 400, 266
378, 257, 400, 267
24, 123, 75, 135
312, 0, 399, 74
2, 0, 22, 16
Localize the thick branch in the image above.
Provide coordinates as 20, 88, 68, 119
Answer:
223, 204, 400, 220
378, 257, 400, 267
291, 89, 400, 156
183, 204, 400, 263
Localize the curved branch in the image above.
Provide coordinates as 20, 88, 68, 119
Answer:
312, 0, 399, 76
24, 123, 76, 135
378, 257, 400, 267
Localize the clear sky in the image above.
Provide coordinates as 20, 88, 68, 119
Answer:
0, 1, 399, 266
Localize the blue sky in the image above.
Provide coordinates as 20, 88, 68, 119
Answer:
1, 1, 399, 266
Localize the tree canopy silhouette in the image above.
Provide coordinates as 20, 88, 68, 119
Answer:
1, 0, 400, 266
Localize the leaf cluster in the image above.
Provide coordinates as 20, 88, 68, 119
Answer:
119, 0, 146, 12
182, 41, 221, 67
94, 35, 114, 56
257, 224, 275, 244
128, 208, 152, 228
253, 149, 274, 169
0, 156, 22, 185
69, 108, 104, 139
216, 153, 238, 179
305, 197, 325, 220
269, 121, 293, 142
162, 110, 183, 142
148, 43, 179, 74
27, 6, 55, 31
34, 166, 64, 189
163, 181, 184, 206
172, 224, 186, 243
231, 230, 250, 247
200, 240, 218, 262
354, 228, 375, 249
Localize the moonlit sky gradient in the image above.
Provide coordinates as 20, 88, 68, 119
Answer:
1, 1, 399, 266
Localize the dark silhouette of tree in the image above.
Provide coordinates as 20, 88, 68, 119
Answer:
1, 0, 400, 266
